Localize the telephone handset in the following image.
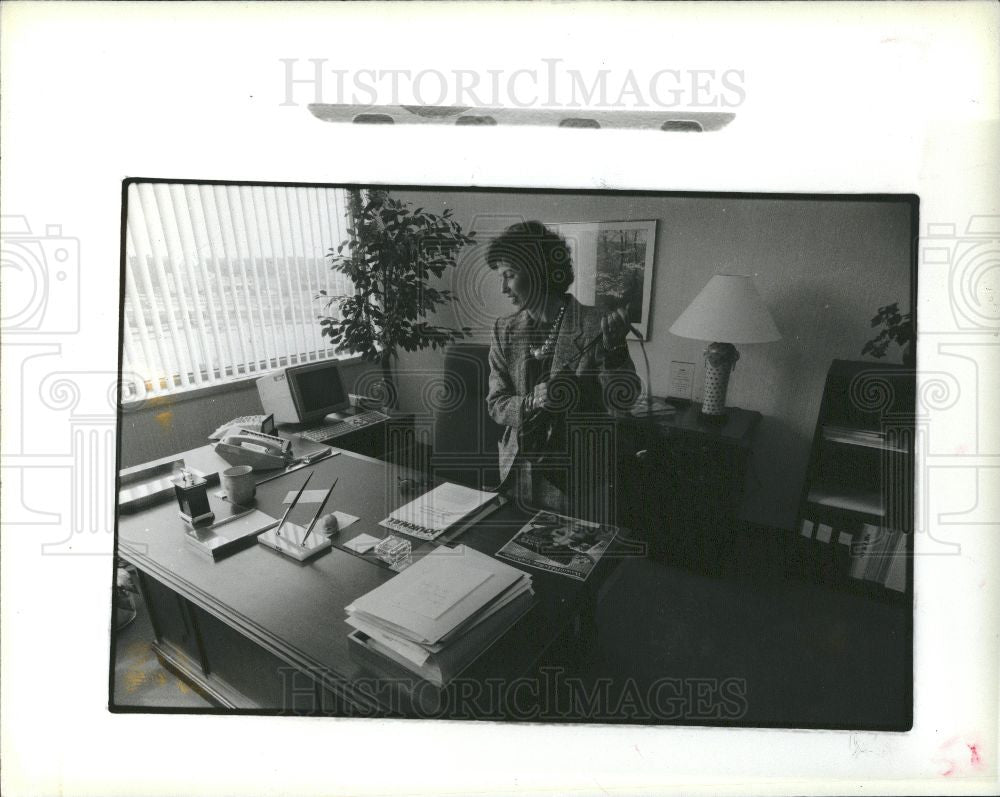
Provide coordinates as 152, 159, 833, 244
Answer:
215, 429, 293, 471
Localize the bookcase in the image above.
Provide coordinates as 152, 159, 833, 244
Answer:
792, 360, 915, 600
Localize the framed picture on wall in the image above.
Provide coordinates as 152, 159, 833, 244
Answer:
552, 219, 657, 339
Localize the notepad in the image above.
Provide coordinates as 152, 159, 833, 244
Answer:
344, 533, 381, 554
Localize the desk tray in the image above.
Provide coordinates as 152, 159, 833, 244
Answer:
118, 459, 216, 514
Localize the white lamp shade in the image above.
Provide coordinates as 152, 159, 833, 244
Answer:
669, 274, 781, 343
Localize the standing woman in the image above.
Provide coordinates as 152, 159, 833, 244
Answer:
486, 221, 641, 521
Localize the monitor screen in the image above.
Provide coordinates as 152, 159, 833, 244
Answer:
289, 361, 349, 421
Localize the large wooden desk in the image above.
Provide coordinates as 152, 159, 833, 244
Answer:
116, 442, 623, 718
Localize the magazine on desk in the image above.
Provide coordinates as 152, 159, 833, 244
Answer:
496, 511, 617, 581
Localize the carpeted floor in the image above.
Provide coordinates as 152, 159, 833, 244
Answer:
584, 554, 910, 728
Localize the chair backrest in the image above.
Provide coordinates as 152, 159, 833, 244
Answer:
430, 343, 502, 490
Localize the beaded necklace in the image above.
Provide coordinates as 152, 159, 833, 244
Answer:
530, 302, 566, 361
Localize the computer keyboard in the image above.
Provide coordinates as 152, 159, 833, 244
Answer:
299, 410, 388, 442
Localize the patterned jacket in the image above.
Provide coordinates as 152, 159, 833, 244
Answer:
487, 296, 641, 517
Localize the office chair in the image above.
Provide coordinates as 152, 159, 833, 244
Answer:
430, 344, 502, 491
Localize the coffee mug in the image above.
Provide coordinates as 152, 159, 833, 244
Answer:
221, 465, 256, 506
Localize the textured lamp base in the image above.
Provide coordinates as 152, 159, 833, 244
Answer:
701, 342, 740, 417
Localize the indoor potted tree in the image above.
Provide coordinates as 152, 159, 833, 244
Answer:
319, 190, 473, 406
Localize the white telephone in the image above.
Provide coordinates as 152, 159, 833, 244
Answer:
209, 413, 276, 441
215, 429, 293, 471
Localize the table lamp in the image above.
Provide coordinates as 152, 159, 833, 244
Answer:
669, 274, 781, 420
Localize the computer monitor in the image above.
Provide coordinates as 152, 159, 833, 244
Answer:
256, 358, 351, 425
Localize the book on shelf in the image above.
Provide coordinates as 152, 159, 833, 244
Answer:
873, 526, 902, 584
848, 524, 875, 580
882, 532, 908, 592
848, 523, 907, 591
345, 544, 533, 686
379, 482, 501, 541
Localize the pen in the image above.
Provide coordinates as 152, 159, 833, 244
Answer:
254, 449, 335, 486
203, 505, 255, 530
303, 449, 333, 465
273, 472, 313, 537
300, 477, 338, 545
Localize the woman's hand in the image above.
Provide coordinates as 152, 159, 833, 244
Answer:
530, 374, 581, 413
529, 380, 555, 411
600, 306, 630, 356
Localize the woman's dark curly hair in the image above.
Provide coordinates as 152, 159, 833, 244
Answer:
485, 221, 574, 296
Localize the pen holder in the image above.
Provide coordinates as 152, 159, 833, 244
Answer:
174, 477, 215, 526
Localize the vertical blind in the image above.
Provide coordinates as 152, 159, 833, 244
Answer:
122, 183, 354, 399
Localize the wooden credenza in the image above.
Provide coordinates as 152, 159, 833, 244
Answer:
615, 402, 761, 571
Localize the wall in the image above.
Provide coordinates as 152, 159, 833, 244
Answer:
387, 188, 914, 530
119, 359, 379, 468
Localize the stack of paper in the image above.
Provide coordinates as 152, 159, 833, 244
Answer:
379, 482, 501, 541
346, 545, 533, 686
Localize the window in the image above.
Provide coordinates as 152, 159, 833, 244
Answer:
122, 182, 355, 399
